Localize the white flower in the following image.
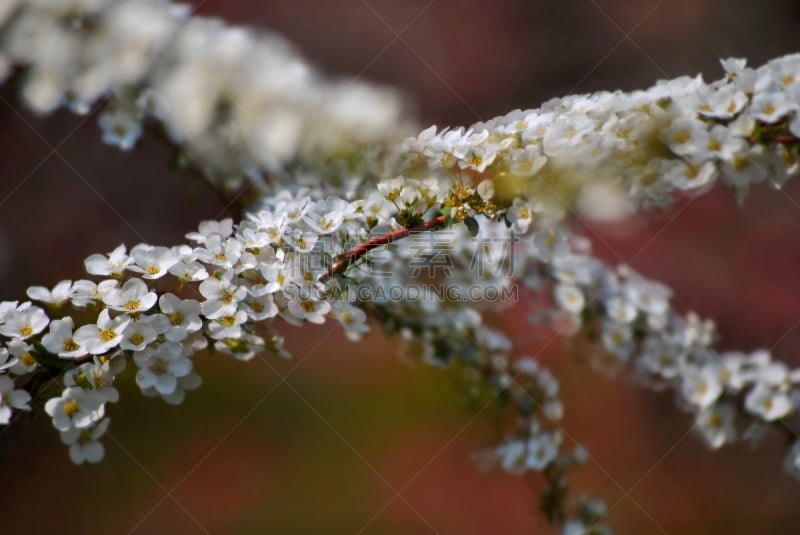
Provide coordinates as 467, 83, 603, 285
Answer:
506, 198, 533, 233
497, 439, 526, 473
186, 219, 234, 244
601, 320, 634, 360
99, 109, 142, 150
304, 197, 354, 234
331, 302, 369, 341
199, 274, 247, 319
64, 358, 120, 403
207, 310, 248, 339
721, 147, 766, 187
70, 279, 119, 308
640, 339, 682, 379
0, 375, 31, 424
0, 301, 20, 324
681, 366, 722, 409
476, 180, 495, 201
695, 404, 736, 449
42, 317, 87, 358
663, 117, 710, 161
459, 144, 497, 173
509, 145, 547, 177
750, 91, 794, 123
241, 294, 278, 321
377, 176, 404, 201
6, 340, 37, 374
624, 277, 670, 317
530, 229, 570, 262
60, 418, 110, 464
119, 318, 158, 351
193, 234, 242, 269
128, 245, 179, 279
215, 333, 265, 361
168, 260, 209, 282
247, 210, 287, 243
284, 228, 318, 253
744, 384, 793, 421
696, 84, 747, 119
0, 306, 49, 340
235, 223, 271, 250
158, 293, 203, 342
703, 125, 746, 161
103, 278, 157, 313
73, 309, 131, 355
287, 297, 330, 324
604, 296, 637, 323
554, 284, 585, 315
662, 159, 717, 191
551, 255, 595, 286
84, 244, 131, 277
134, 343, 193, 395
44, 387, 105, 432
26, 280, 73, 306
525, 432, 559, 471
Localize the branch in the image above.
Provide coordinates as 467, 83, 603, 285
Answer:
320, 215, 447, 281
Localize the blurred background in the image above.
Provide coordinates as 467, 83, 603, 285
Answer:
2, 0, 800, 533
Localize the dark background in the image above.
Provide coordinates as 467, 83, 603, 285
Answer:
2, 1, 800, 533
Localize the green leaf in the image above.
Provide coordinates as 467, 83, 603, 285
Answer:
464, 216, 479, 237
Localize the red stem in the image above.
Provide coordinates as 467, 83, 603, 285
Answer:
320, 215, 448, 281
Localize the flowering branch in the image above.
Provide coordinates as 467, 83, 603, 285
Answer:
321, 214, 448, 281
3, 0, 800, 532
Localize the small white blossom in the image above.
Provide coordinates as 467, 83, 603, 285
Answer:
744, 384, 793, 421
506, 198, 533, 233
193, 234, 242, 269
158, 293, 203, 342
0, 375, 31, 424
103, 278, 157, 314
84, 244, 131, 277
119, 318, 159, 351
509, 145, 547, 177
42, 317, 87, 358
26, 280, 73, 306
44, 387, 105, 432
476, 180, 495, 201
60, 418, 110, 464
199, 274, 248, 319
70, 279, 119, 308
681, 365, 723, 409
73, 309, 131, 355
64, 358, 120, 403
287, 297, 330, 324
168, 260, 209, 282
554, 284, 585, 315
0, 306, 49, 340
134, 343, 193, 396
695, 404, 736, 449
206, 310, 248, 339
186, 219, 234, 244
331, 302, 369, 341
128, 245, 179, 279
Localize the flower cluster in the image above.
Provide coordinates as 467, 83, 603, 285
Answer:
3, 2, 800, 532
0, 0, 409, 191
400, 54, 800, 223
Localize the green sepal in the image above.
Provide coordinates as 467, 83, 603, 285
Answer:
30, 342, 73, 374
464, 216, 479, 237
